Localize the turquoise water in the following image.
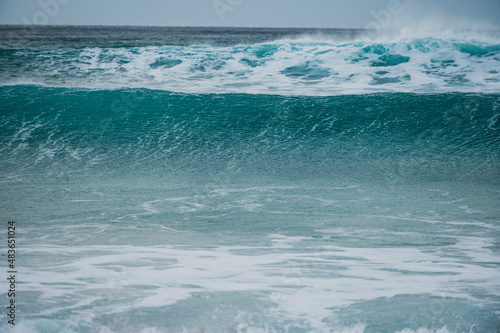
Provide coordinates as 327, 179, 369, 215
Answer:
0, 26, 500, 332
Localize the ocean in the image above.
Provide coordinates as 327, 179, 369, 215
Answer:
0, 25, 499, 332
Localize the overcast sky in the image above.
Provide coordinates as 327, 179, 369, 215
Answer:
0, 0, 499, 29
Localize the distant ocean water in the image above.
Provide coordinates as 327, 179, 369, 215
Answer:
0, 26, 499, 333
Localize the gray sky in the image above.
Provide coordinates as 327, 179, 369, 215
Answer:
0, 0, 499, 28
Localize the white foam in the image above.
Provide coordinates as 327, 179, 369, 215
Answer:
17, 230, 500, 331
3, 36, 500, 96
397, 326, 452, 333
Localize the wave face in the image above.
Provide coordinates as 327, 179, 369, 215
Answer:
1, 26, 500, 95
1, 86, 499, 183
1, 26, 500, 333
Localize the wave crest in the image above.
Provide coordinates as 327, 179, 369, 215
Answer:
1, 36, 499, 95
